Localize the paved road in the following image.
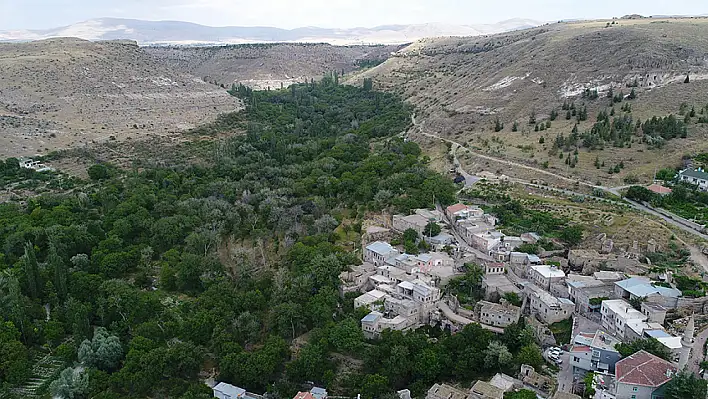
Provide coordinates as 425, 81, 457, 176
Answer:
412, 118, 708, 243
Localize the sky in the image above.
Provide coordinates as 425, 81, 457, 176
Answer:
0, 0, 706, 30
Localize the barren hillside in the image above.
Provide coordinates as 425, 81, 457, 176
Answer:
0, 38, 238, 157
352, 18, 708, 186
145, 43, 403, 90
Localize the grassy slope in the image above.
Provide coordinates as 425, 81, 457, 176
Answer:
350, 18, 708, 186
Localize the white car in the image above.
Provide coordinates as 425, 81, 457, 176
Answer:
548, 353, 559, 361
555, 358, 563, 365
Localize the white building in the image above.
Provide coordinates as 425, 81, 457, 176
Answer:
477, 300, 521, 328
528, 265, 566, 291
525, 284, 574, 324
600, 299, 647, 339
354, 289, 387, 309
213, 382, 249, 399
679, 168, 708, 191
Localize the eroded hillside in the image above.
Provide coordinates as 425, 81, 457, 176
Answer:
145, 43, 402, 90
352, 18, 708, 186
0, 38, 238, 157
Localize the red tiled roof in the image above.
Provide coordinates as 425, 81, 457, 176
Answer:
294, 393, 316, 399
647, 184, 672, 194
446, 203, 469, 214
616, 350, 677, 387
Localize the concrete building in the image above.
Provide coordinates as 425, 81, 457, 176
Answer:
614, 277, 682, 309
528, 265, 566, 291
600, 299, 648, 339
569, 330, 621, 373
640, 303, 667, 324
469, 381, 503, 399
393, 213, 436, 236
477, 300, 521, 328
679, 168, 708, 191
354, 289, 387, 309
446, 203, 484, 221
213, 383, 252, 399
524, 284, 574, 324
339, 262, 376, 294
614, 350, 677, 399
521, 232, 541, 244
309, 387, 327, 399
365, 241, 399, 266
572, 284, 614, 315
426, 383, 468, 399
482, 274, 521, 301
472, 231, 505, 252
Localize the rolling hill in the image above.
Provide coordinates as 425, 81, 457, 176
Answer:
351, 17, 708, 186
0, 18, 542, 46
0, 38, 238, 157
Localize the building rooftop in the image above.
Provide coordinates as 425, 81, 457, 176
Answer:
593, 271, 625, 281
618, 279, 682, 298
488, 373, 516, 392
294, 392, 316, 399
647, 184, 673, 195
366, 241, 396, 255
361, 311, 382, 323
479, 300, 521, 315
615, 350, 677, 387
446, 203, 471, 214
601, 299, 647, 321
680, 168, 708, 181
214, 382, 247, 398
627, 321, 664, 337
310, 387, 327, 399
531, 265, 566, 279
590, 330, 620, 352
483, 274, 520, 293
427, 383, 468, 399
471, 381, 504, 399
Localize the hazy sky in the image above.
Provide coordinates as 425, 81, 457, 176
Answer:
1, 0, 706, 30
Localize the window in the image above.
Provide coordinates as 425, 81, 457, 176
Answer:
631, 395, 636, 399
633, 388, 638, 392
573, 357, 580, 362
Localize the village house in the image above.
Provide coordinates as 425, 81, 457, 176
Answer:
521, 232, 541, 244
393, 214, 433, 236
482, 274, 520, 301
600, 299, 647, 340
339, 262, 376, 294
354, 289, 387, 310
213, 382, 258, 399
524, 283, 574, 324
528, 265, 566, 291
426, 384, 468, 399
679, 168, 708, 191
613, 350, 677, 399
476, 300, 521, 328
613, 277, 682, 309
364, 241, 399, 266
472, 231, 505, 252
446, 203, 484, 221
569, 330, 621, 374
469, 381, 503, 399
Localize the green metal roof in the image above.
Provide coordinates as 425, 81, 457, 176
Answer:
680, 169, 708, 181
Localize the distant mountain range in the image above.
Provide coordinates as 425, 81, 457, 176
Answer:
0, 18, 543, 46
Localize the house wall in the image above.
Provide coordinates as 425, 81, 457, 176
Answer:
615, 382, 656, 399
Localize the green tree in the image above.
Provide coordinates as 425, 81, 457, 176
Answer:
360, 374, 390, 399
615, 338, 672, 361
78, 327, 124, 372
423, 222, 441, 238
625, 186, 657, 203
23, 241, 40, 299
560, 225, 584, 247
503, 292, 522, 307
49, 242, 68, 303
484, 341, 513, 370
504, 389, 537, 399
403, 228, 418, 242
0, 321, 31, 384
87, 164, 110, 181
50, 367, 89, 399
516, 344, 544, 370
664, 371, 707, 399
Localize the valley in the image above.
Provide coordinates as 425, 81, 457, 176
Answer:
2, 14, 708, 399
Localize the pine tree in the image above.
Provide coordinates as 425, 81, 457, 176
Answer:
628, 88, 637, 100
494, 117, 503, 132
550, 109, 558, 121
23, 242, 40, 299
512, 121, 519, 132
566, 110, 572, 120
539, 136, 545, 144
684, 74, 690, 83
690, 106, 696, 117
48, 242, 68, 303
529, 110, 537, 125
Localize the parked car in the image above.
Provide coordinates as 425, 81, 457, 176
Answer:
555, 358, 563, 365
